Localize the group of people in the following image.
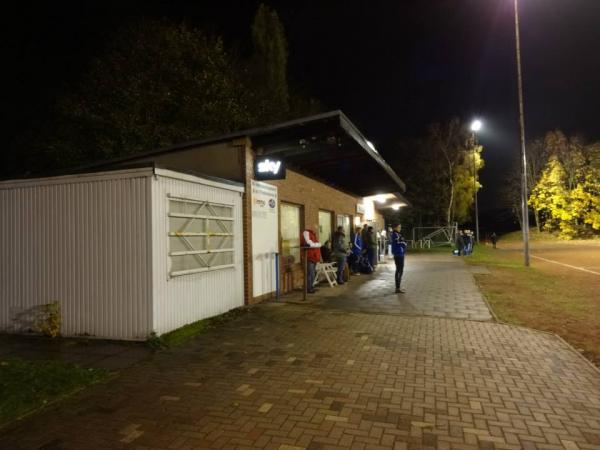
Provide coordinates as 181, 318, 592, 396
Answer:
455, 230, 500, 255
301, 222, 407, 294
455, 229, 475, 256
350, 224, 379, 272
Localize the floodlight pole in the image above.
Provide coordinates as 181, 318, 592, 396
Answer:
514, 0, 530, 266
471, 132, 480, 245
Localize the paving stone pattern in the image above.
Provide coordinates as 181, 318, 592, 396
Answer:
284, 254, 492, 321
2, 305, 600, 450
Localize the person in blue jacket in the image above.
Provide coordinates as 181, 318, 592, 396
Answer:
350, 226, 363, 274
391, 224, 407, 293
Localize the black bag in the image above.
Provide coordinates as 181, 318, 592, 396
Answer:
358, 255, 373, 274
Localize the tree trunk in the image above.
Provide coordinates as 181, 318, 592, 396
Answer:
533, 209, 541, 232
446, 169, 454, 226
513, 203, 523, 229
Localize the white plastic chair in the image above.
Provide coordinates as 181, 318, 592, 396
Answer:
314, 262, 338, 287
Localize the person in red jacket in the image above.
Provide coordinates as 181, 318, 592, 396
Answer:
301, 226, 322, 294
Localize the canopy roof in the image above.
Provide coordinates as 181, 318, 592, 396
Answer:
83, 110, 407, 199
245, 111, 406, 197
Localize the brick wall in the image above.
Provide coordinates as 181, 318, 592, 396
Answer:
266, 169, 359, 231
239, 139, 256, 305
265, 170, 362, 294
242, 153, 390, 301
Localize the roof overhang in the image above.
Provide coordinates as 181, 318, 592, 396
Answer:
67, 110, 406, 199
248, 111, 406, 197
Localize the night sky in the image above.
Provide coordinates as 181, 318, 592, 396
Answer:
6, 0, 600, 213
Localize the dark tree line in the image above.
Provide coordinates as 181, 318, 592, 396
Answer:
385, 119, 484, 230
3, 4, 323, 178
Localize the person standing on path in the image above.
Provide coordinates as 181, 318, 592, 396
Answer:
365, 226, 377, 270
456, 230, 465, 256
350, 226, 363, 274
301, 226, 322, 294
361, 223, 369, 249
490, 232, 498, 249
391, 224, 407, 293
332, 226, 348, 285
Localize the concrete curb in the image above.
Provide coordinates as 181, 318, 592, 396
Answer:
470, 268, 600, 376
470, 275, 501, 323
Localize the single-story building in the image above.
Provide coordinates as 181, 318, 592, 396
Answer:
94, 110, 408, 303
0, 167, 244, 340
0, 110, 407, 340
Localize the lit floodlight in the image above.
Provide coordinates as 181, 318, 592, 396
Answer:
391, 204, 402, 211
375, 195, 387, 204
366, 140, 377, 152
470, 119, 483, 132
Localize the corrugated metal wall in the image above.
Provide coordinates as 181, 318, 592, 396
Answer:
151, 173, 244, 335
0, 174, 152, 340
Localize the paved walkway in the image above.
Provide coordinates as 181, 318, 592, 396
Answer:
2, 254, 600, 450
283, 254, 492, 321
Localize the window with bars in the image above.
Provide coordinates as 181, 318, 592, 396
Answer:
167, 195, 235, 277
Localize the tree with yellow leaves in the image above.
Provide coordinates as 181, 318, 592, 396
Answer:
529, 144, 600, 239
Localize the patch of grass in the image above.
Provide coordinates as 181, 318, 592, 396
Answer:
499, 230, 563, 243
408, 245, 454, 254
466, 245, 525, 269
501, 229, 600, 243
465, 244, 600, 366
0, 358, 109, 425
158, 307, 248, 348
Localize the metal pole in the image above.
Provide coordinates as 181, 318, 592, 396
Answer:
274, 252, 280, 301
303, 248, 308, 301
514, 0, 530, 266
472, 132, 480, 244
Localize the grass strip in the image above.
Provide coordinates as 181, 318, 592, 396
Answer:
0, 358, 109, 425
156, 307, 248, 348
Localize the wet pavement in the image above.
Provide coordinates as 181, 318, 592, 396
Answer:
2, 254, 600, 450
282, 254, 492, 322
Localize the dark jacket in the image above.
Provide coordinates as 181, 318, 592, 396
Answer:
320, 242, 332, 262
361, 227, 369, 246
364, 230, 376, 249
456, 233, 465, 250
332, 231, 347, 257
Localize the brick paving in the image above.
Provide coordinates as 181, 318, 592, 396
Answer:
284, 254, 492, 321
2, 255, 600, 449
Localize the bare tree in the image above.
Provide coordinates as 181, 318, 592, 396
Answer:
428, 119, 471, 225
